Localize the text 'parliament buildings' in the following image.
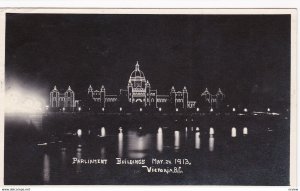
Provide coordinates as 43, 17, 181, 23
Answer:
49, 62, 225, 112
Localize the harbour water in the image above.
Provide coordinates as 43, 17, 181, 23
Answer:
4, 113, 290, 185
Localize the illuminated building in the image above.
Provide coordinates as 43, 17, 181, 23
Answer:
50, 61, 225, 111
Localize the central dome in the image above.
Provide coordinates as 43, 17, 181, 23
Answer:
129, 61, 147, 88
129, 62, 146, 81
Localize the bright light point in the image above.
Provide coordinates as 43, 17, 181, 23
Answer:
176, 108, 178, 112
77, 129, 82, 137
159, 107, 162, 112
244, 108, 248, 112
120, 107, 122, 111
5, 89, 43, 114
210, 108, 213, 112
267, 108, 270, 112
232, 108, 236, 112
102, 107, 105, 111
78, 107, 81, 111
63, 107, 65, 111
196, 108, 199, 112
140, 108, 142, 112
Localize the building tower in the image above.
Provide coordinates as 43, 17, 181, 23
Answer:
170, 86, 176, 108
65, 86, 75, 108
100, 85, 106, 108
88, 85, 93, 96
50, 85, 59, 108
146, 80, 151, 106
183, 86, 188, 109
216, 88, 225, 109
128, 79, 133, 103
201, 88, 211, 103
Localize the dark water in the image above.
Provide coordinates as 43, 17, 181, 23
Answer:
4, 113, 290, 185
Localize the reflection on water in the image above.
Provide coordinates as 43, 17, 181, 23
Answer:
101, 127, 106, 137
243, 127, 248, 135
209, 127, 214, 135
118, 128, 124, 157
43, 154, 50, 184
5, 113, 289, 185
195, 131, 201, 149
174, 131, 180, 150
76, 147, 82, 174
77, 129, 82, 138
101, 146, 106, 158
195, 132, 200, 149
61, 148, 67, 169
209, 134, 214, 152
231, 127, 237, 137
185, 127, 188, 141
127, 130, 151, 158
157, 127, 163, 152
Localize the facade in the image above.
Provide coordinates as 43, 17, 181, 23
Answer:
49, 85, 79, 111
50, 61, 225, 111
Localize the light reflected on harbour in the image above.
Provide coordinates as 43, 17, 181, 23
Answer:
43, 154, 50, 184
243, 127, 248, 135
231, 127, 237, 137
76, 147, 82, 174
174, 130, 180, 150
157, 127, 163, 152
101, 127, 106, 137
209, 127, 214, 135
127, 129, 151, 158
195, 131, 201, 149
61, 147, 67, 169
118, 128, 123, 158
77, 129, 82, 138
209, 134, 214, 152
100, 146, 106, 158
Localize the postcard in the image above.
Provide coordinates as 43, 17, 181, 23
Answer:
0, 8, 297, 187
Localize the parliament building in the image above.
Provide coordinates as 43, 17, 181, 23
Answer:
49, 62, 225, 112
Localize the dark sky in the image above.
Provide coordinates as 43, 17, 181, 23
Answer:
5, 14, 291, 107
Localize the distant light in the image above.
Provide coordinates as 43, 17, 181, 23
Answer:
232, 108, 236, 112
102, 107, 105, 111
159, 107, 162, 112
78, 107, 81, 111
196, 108, 199, 112
244, 108, 248, 112
140, 108, 143, 112
176, 108, 178, 112
120, 107, 122, 112
210, 108, 213, 112
267, 108, 270, 112
271, 112, 280, 116
63, 107, 65, 112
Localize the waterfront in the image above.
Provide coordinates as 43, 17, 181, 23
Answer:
4, 113, 290, 185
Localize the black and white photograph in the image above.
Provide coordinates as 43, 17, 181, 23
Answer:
1, 9, 296, 186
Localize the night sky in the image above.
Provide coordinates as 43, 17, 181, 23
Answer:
5, 14, 291, 108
